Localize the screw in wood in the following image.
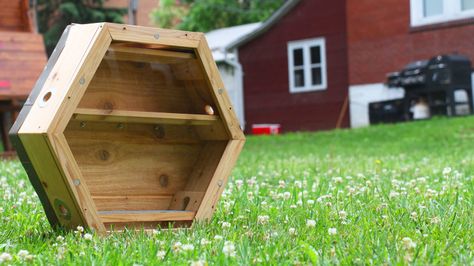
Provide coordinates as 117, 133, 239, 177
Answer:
154, 125, 165, 138
117, 123, 124, 129
79, 76, 85, 85
80, 121, 86, 128
73, 179, 81, 186
154, 33, 160, 39
218, 88, 224, 94
217, 180, 223, 187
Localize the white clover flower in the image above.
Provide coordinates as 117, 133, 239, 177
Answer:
306, 219, 316, 228
156, 250, 166, 260
17, 250, 29, 259
56, 235, 65, 242
222, 241, 236, 257
76, 226, 84, 233
328, 228, 337, 235
257, 215, 269, 224
332, 177, 343, 184
442, 167, 452, 176
247, 191, 254, 200
283, 192, 291, 200
307, 199, 315, 205
0, 252, 12, 263
410, 212, 418, 220
83, 233, 93, 241
294, 180, 302, 188
200, 238, 210, 245
222, 222, 231, 228
182, 244, 194, 251
389, 191, 400, 198
289, 204, 297, 209
172, 242, 182, 252
279, 180, 286, 188
288, 227, 296, 236
214, 235, 223, 240
430, 216, 441, 224
402, 237, 416, 250
338, 210, 347, 220
190, 260, 206, 266
235, 180, 243, 189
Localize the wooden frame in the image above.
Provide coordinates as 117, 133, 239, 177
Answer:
10, 23, 245, 233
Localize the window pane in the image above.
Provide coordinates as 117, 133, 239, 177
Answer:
310, 46, 321, 64
294, 69, 305, 87
462, 0, 474, 10
293, 48, 303, 66
311, 67, 322, 85
423, 0, 443, 17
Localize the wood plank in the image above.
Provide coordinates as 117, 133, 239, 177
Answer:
196, 38, 245, 140
48, 133, 106, 232
76, 59, 197, 114
194, 140, 245, 220
64, 124, 203, 197
73, 108, 219, 126
109, 44, 195, 59
19, 23, 107, 134
99, 210, 195, 223
19, 134, 86, 229
92, 195, 173, 211
106, 23, 202, 48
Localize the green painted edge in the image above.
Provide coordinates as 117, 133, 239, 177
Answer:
9, 26, 72, 229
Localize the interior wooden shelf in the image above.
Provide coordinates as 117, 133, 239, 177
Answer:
73, 108, 219, 126
98, 210, 196, 223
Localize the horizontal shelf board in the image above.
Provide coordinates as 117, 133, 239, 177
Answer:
92, 195, 173, 200
73, 108, 219, 126
98, 210, 196, 223
105, 44, 195, 64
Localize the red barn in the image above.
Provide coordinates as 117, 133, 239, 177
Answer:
217, 0, 474, 132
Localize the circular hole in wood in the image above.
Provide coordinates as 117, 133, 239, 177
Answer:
98, 150, 110, 161
159, 174, 168, 187
58, 204, 68, 217
43, 91, 52, 103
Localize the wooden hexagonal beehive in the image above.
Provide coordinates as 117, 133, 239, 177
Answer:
10, 23, 245, 233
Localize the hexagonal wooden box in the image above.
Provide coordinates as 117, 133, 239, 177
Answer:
10, 23, 245, 233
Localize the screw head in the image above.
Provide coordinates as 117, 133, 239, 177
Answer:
154, 33, 160, 39
73, 179, 81, 186
79, 76, 85, 85
217, 180, 223, 187
80, 121, 86, 128
117, 123, 124, 129
218, 88, 224, 94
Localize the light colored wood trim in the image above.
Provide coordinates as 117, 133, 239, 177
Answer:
194, 140, 245, 220
50, 24, 113, 134
195, 38, 245, 140
18, 23, 107, 134
106, 23, 202, 48
73, 108, 219, 126
99, 210, 195, 223
48, 133, 106, 232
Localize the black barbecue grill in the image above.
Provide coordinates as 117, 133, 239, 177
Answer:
383, 54, 473, 121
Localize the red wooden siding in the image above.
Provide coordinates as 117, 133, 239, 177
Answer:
238, 0, 349, 132
0, 0, 32, 32
347, 0, 474, 85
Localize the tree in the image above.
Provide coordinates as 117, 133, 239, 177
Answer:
151, 0, 285, 32
36, 0, 126, 55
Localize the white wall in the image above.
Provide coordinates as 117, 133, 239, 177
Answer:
349, 83, 405, 128
217, 63, 245, 129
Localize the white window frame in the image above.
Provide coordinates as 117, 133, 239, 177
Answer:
287, 37, 327, 93
410, 0, 474, 27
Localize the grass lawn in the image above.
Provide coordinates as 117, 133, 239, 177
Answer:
1, 116, 474, 265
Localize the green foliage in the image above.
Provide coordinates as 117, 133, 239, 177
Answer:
37, 0, 126, 55
152, 0, 285, 32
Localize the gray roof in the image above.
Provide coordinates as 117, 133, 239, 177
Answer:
226, 0, 302, 50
